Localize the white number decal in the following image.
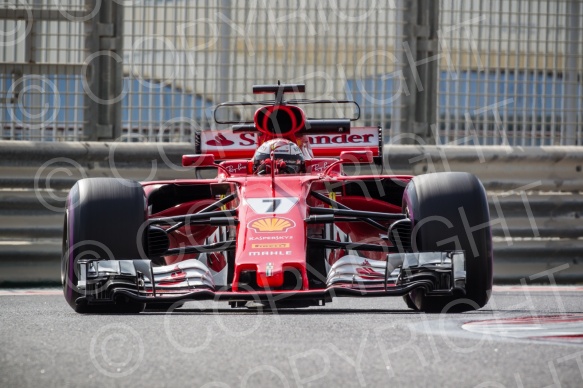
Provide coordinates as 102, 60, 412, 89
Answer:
247, 197, 298, 214
262, 199, 282, 212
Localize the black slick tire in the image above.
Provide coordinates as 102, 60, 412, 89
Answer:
403, 172, 493, 313
62, 178, 147, 313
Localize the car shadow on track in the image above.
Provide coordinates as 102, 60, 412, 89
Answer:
140, 309, 412, 316
138, 308, 500, 316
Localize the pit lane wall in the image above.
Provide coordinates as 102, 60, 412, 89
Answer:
1, 141, 581, 285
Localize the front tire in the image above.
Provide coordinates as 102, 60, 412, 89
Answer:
404, 172, 493, 312
62, 178, 147, 313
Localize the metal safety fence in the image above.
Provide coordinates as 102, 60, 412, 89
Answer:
0, 1, 582, 145
121, 0, 405, 142
0, 0, 86, 141
436, 0, 583, 146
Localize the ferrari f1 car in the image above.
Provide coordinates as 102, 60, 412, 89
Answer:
62, 83, 493, 313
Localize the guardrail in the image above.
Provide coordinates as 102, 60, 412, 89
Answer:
1, 141, 581, 284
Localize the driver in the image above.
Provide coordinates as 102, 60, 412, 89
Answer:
252, 139, 305, 175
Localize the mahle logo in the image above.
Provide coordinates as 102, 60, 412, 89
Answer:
248, 217, 295, 233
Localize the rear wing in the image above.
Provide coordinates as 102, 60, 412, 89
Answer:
198, 127, 381, 159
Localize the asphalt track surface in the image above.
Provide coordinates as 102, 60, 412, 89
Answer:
1, 286, 583, 388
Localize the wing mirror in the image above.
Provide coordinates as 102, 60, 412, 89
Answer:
323, 150, 373, 176
322, 150, 373, 175
339, 150, 373, 164
182, 154, 234, 177
182, 154, 216, 167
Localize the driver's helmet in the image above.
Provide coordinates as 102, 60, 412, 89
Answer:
252, 139, 305, 175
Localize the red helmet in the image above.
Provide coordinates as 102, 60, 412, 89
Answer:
252, 139, 305, 175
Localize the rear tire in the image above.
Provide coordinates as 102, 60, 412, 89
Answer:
62, 178, 147, 313
404, 172, 493, 313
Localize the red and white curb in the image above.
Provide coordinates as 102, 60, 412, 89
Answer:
462, 315, 583, 344
0, 289, 62, 296
493, 285, 583, 292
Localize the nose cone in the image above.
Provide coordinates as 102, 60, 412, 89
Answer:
255, 260, 284, 288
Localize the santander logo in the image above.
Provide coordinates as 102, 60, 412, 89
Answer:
307, 133, 375, 147
200, 127, 379, 158
201, 131, 256, 149
206, 133, 234, 146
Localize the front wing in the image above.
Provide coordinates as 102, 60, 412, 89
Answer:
72, 251, 466, 308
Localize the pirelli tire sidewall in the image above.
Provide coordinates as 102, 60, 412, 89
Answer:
404, 172, 493, 312
62, 178, 147, 313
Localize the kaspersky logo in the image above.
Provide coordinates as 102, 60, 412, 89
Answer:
248, 217, 296, 233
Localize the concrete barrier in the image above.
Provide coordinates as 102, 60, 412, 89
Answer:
382, 145, 583, 191
0, 141, 582, 284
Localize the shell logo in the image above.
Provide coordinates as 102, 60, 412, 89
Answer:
248, 217, 296, 233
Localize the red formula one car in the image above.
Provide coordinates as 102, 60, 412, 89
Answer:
62, 83, 493, 313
